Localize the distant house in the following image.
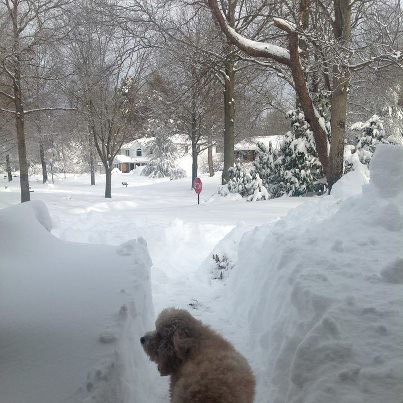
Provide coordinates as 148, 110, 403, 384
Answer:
234, 136, 282, 162
113, 138, 154, 173
112, 134, 220, 173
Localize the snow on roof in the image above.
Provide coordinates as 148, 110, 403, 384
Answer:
122, 137, 155, 149
114, 155, 133, 163
235, 135, 283, 151
121, 135, 190, 150
114, 154, 150, 164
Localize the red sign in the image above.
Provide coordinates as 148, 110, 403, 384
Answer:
194, 177, 202, 194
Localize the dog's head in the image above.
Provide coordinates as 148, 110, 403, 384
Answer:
140, 308, 201, 376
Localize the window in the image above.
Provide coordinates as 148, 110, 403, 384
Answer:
125, 149, 130, 156
136, 148, 142, 156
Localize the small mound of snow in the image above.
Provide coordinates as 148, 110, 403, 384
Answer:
380, 258, 403, 284
332, 164, 369, 199
370, 144, 403, 198
2, 199, 53, 231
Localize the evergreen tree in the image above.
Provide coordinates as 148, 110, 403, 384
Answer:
351, 115, 402, 166
141, 135, 186, 180
221, 108, 328, 200
254, 109, 326, 197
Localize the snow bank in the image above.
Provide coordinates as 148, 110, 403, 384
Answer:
0, 201, 159, 403
218, 145, 403, 402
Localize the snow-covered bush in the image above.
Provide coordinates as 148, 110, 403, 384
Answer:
350, 114, 403, 167
141, 136, 186, 180
224, 163, 269, 201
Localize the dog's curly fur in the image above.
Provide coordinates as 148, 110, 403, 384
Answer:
141, 308, 255, 403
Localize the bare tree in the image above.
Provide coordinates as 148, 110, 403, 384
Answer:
66, 0, 148, 198
0, 0, 73, 202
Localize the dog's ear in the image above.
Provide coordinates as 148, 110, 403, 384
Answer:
173, 329, 196, 360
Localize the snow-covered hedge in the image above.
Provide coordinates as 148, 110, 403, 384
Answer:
219, 163, 269, 201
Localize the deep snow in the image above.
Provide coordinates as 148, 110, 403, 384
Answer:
0, 201, 161, 403
201, 145, 403, 403
1, 145, 402, 403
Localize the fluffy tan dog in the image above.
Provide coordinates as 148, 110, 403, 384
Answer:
140, 307, 255, 403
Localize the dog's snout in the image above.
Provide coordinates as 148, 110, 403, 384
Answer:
140, 336, 146, 345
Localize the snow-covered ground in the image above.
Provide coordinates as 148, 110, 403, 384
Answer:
1, 145, 402, 403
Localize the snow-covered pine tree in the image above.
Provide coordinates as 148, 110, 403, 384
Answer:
141, 134, 186, 180
254, 109, 326, 197
351, 115, 402, 166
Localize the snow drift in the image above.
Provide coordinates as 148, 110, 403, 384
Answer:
214, 145, 403, 403
0, 201, 159, 403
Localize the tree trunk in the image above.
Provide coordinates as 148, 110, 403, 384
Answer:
15, 102, 30, 202
192, 142, 198, 187
105, 165, 112, 198
208, 132, 214, 177
89, 131, 95, 186
10, 3, 30, 202
50, 161, 54, 184
329, 73, 349, 190
328, 0, 352, 191
39, 143, 48, 184
13, 53, 30, 201
6, 154, 12, 182
191, 100, 198, 188
221, 1, 236, 184
222, 58, 235, 184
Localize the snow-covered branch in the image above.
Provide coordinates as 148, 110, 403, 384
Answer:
24, 107, 77, 115
207, 0, 290, 66
272, 18, 296, 34
0, 108, 16, 114
0, 90, 15, 101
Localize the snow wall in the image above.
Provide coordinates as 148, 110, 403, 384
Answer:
216, 145, 403, 403
0, 200, 158, 403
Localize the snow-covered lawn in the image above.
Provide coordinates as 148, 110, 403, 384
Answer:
1, 145, 402, 403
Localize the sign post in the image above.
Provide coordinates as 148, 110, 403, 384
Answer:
193, 177, 202, 205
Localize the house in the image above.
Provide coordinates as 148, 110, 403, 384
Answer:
113, 138, 154, 173
234, 136, 282, 162
113, 135, 219, 173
